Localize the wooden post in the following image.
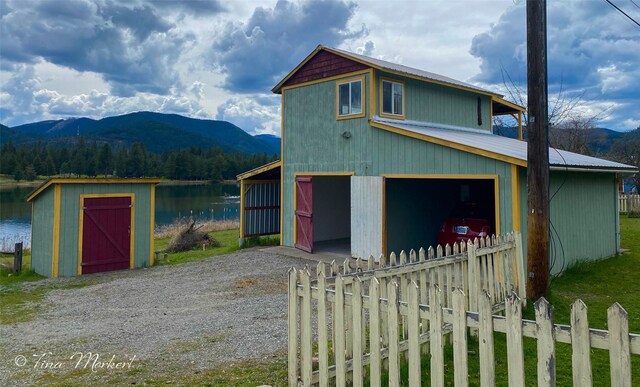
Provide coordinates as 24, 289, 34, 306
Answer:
287, 268, 298, 387
526, 0, 550, 299
535, 298, 556, 387
452, 289, 468, 387
571, 300, 593, 386
13, 242, 23, 273
369, 278, 381, 387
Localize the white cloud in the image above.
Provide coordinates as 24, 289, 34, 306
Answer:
216, 95, 280, 135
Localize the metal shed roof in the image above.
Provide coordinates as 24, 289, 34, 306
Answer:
371, 116, 637, 172
272, 45, 524, 115
328, 46, 495, 96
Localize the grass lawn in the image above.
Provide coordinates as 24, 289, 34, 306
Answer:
387, 216, 640, 386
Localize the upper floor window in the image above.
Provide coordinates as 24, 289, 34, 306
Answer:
337, 78, 363, 118
381, 79, 404, 117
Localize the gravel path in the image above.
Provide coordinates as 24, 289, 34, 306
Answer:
0, 249, 314, 385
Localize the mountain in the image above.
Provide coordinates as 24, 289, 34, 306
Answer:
493, 126, 624, 155
254, 134, 281, 152
3, 112, 280, 155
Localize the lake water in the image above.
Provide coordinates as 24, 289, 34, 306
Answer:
0, 183, 240, 251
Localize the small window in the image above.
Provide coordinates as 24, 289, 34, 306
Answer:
382, 79, 403, 116
337, 79, 363, 117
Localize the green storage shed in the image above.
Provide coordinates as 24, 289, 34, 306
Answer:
27, 178, 160, 277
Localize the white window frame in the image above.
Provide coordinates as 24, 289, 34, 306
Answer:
380, 79, 405, 119
336, 77, 365, 119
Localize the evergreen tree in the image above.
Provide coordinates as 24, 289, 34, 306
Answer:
24, 164, 37, 181
44, 154, 56, 176
13, 163, 24, 181
97, 143, 113, 176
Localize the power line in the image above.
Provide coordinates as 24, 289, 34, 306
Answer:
630, 0, 640, 10
604, 0, 640, 28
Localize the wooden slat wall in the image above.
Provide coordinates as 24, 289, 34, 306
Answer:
519, 169, 618, 275
57, 183, 153, 276
373, 70, 493, 131
30, 187, 55, 276
350, 176, 383, 260
282, 73, 514, 247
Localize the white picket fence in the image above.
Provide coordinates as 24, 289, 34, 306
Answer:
288, 232, 528, 386
619, 194, 640, 213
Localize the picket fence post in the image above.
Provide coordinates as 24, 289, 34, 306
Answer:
608, 303, 631, 387
335, 275, 346, 387
467, 240, 478, 312
387, 281, 400, 387
287, 268, 298, 387
535, 297, 556, 387
429, 284, 444, 387
452, 289, 468, 387
571, 300, 593, 387
317, 272, 329, 387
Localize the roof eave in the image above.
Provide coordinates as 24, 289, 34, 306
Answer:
491, 96, 526, 114
27, 177, 162, 202
236, 160, 282, 181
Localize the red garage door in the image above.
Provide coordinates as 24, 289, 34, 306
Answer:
295, 176, 313, 253
81, 196, 132, 274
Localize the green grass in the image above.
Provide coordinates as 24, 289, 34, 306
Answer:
154, 228, 278, 266
154, 229, 242, 266
381, 217, 640, 386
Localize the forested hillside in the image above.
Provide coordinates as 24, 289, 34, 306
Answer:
0, 140, 276, 182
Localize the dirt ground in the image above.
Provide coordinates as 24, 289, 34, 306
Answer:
0, 249, 315, 386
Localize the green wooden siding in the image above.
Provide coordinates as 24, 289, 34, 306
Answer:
57, 184, 153, 276
282, 73, 514, 247
30, 188, 54, 276
374, 71, 493, 131
518, 169, 618, 275
30, 182, 153, 277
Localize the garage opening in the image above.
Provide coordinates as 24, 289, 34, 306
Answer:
295, 175, 351, 254
385, 177, 497, 255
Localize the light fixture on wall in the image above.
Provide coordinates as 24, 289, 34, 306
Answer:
341, 131, 352, 139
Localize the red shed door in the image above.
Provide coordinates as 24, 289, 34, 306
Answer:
81, 197, 132, 274
295, 176, 313, 253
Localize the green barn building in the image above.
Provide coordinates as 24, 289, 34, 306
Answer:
238, 45, 637, 275
27, 178, 160, 277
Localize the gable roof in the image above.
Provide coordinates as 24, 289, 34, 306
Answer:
273, 45, 525, 115
371, 116, 637, 173
27, 178, 161, 202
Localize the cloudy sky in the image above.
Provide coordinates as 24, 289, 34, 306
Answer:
1, 0, 639, 134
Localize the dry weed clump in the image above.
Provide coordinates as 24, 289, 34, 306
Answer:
156, 218, 239, 239
164, 220, 221, 253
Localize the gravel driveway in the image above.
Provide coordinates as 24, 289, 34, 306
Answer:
0, 249, 314, 385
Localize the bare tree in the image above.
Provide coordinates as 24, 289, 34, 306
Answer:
493, 67, 605, 156
609, 127, 640, 191
549, 114, 596, 155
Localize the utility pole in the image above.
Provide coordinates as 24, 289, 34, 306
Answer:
526, 0, 550, 299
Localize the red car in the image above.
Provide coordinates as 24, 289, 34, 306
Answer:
436, 203, 492, 247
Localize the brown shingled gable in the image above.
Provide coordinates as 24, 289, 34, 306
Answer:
281, 49, 368, 88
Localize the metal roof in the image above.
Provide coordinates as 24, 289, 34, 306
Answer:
327, 46, 498, 97
372, 116, 637, 172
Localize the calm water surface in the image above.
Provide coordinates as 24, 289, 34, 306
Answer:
0, 183, 240, 250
